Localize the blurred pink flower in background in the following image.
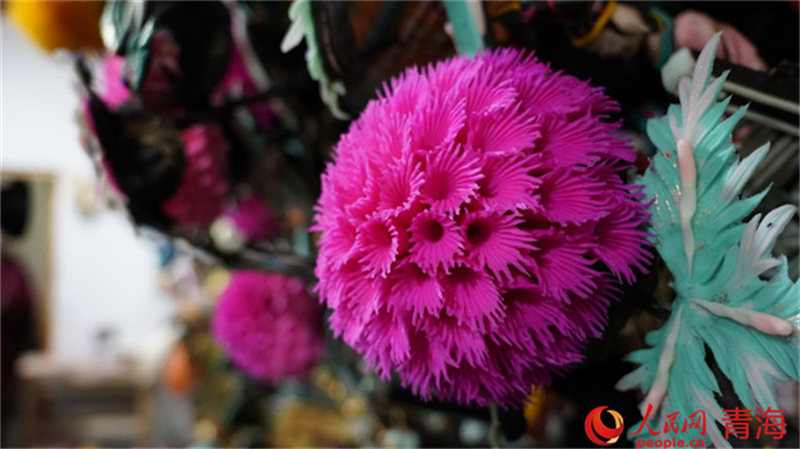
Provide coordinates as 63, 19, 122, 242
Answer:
222, 194, 278, 242
213, 271, 323, 383
162, 123, 230, 226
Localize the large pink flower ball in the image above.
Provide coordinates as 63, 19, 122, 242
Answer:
314, 48, 651, 406
213, 271, 323, 383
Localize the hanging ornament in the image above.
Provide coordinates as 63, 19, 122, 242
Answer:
616, 33, 800, 448
314, 48, 652, 407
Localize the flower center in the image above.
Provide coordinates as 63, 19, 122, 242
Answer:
477, 177, 494, 199
426, 174, 451, 201
466, 218, 492, 246
420, 219, 444, 242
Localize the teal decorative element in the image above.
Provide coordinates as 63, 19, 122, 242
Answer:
281, 0, 348, 120
443, 0, 485, 57
617, 32, 799, 448
100, 0, 153, 89
648, 7, 674, 70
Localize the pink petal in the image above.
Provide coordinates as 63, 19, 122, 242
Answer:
424, 315, 488, 367
421, 144, 483, 214
531, 232, 600, 301
425, 56, 479, 92
320, 146, 372, 220
403, 329, 452, 396
328, 300, 368, 346
560, 76, 621, 118
591, 198, 653, 283
378, 155, 424, 216
536, 169, 609, 224
361, 308, 412, 379
467, 104, 539, 155
345, 176, 381, 222
535, 115, 635, 168
479, 47, 543, 79
464, 71, 518, 116
99, 56, 131, 108
375, 110, 413, 160
355, 214, 400, 278
441, 265, 504, 331
462, 210, 535, 281
380, 66, 427, 116
439, 363, 507, 407
477, 152, 541, 210
317, 216, 358, 269
493, 288, 564, 350
410, 94, 466, 152
562, 275, 617, 339
515, 70, 584, 117
387, 263, 444, 324
326, 262, 388, 344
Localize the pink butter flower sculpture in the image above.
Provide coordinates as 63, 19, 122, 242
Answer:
223, 194, 279, 242
213, 271, 324, 383
314, 48, 652, 407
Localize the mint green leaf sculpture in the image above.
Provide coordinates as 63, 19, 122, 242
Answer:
281, 0, 349, 120
617, 33, 800, 448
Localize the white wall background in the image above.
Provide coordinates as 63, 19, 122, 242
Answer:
2, 19, 174, 361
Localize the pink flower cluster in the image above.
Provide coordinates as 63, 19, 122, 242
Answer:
213, 271, 324, 383
223, 194, 278, 242
314, 49, 651, 407
162, 123, 230, 226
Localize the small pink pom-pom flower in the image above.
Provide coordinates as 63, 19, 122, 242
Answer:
223, 194, 279, 242
213, 271, 324, 383
210, 195, 279, 253
162, 123, 230, 226
314, 48, 652, 407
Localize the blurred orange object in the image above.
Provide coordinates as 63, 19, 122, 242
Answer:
524, 386, 546, 437
6, 0, 104, 53
163, 342, 194, 394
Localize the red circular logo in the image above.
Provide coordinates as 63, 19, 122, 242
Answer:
584, 406, 625, 446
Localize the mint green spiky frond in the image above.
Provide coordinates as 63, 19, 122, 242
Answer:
280, 0, 349, 120
617, 33, 800, 448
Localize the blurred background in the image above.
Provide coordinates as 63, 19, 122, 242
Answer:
2, 4, 178, 446
1, 1, 798, 448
